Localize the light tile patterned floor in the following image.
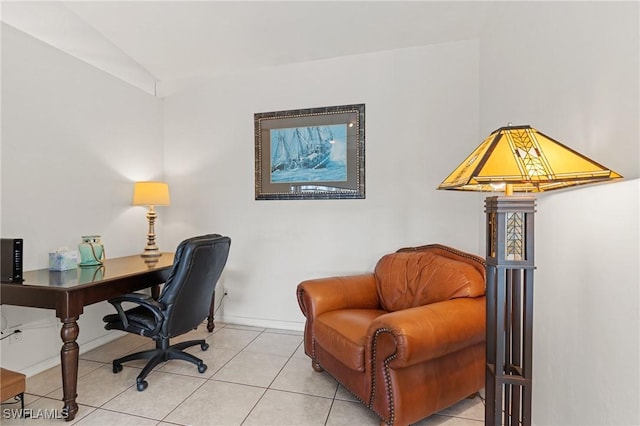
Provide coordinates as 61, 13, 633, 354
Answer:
1, 323, 485, 425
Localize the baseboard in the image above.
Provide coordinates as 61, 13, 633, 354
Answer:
217, 314, 304, 332
20, 331, 125, 377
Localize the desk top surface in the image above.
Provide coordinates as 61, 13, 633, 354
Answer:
2, 253, 174, 289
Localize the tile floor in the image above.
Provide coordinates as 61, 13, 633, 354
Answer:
2, 322, 485, 425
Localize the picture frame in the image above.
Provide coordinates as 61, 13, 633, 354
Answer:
254, 104, 365, 200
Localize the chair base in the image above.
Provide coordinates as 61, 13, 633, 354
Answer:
113, 338, 209, 391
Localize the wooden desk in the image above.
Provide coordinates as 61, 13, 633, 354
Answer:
0, 254, 176, 421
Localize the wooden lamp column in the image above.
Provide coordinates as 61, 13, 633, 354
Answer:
485, 194, 536, 426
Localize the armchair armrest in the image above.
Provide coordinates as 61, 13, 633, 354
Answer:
108, 293, 165, 333
368, 297, 485, 367
297, 274, 380, 319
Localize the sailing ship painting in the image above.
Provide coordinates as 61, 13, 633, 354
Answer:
270, 124, 347, 183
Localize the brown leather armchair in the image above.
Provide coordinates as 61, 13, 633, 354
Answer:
296, 244, 486, 426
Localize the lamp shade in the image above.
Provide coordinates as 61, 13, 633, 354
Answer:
437, 125, 622, 193
132, 182, 170, 206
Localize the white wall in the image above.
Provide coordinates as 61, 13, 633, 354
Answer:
163, 40, 483, 329
0, 24, 164, 373
479, 1, 639, 179
479, 2, 639, 425
536, 179, 639, 425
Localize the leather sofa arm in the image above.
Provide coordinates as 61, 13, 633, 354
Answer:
367, 297, 485, 367
297, 274, 380, 319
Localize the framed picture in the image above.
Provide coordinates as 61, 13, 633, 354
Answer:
254, 104, 365, 200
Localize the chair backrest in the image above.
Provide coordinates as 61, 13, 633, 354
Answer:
374, 244, 485, 312
159, 234, 231, 337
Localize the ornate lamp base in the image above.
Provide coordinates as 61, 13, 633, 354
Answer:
141, 207, 162, 259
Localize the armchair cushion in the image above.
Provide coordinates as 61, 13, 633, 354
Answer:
315, 308, 387, 371
374, 249, 484, 312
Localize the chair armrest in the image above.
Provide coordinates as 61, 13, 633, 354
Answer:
367, 297, 485, 367
297, 274, 380, 319
108, 293, 165, 331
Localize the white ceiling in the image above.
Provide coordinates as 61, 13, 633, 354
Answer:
1, 1, 493, 95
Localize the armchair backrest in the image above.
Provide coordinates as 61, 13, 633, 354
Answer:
159, 234, 231, 337
374, 244, 485, 312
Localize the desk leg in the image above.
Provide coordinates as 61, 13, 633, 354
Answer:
207, 290, 216, 332
60, 317, 79, 421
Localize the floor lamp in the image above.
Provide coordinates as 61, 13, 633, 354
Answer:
437, 125, 622, 426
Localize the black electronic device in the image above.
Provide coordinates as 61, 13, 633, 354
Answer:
1, 238, 23, 283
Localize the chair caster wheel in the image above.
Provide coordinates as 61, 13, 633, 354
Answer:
201, 342, 209, 351
113, 363, 123, 374
136, 380, 148, 391
198, 363, 207, 374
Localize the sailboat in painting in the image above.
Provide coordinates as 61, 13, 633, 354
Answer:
271, 126, 334, 173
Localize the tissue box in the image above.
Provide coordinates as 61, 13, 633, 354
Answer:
49, 250, 79, 271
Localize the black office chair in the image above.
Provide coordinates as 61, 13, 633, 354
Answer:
103, 234, 231, 391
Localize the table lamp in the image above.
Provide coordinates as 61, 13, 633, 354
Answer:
437, 125, 622, 426
133, 181, 170, 258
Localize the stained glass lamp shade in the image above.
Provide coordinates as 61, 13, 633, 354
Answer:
437, 125, 622, 194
